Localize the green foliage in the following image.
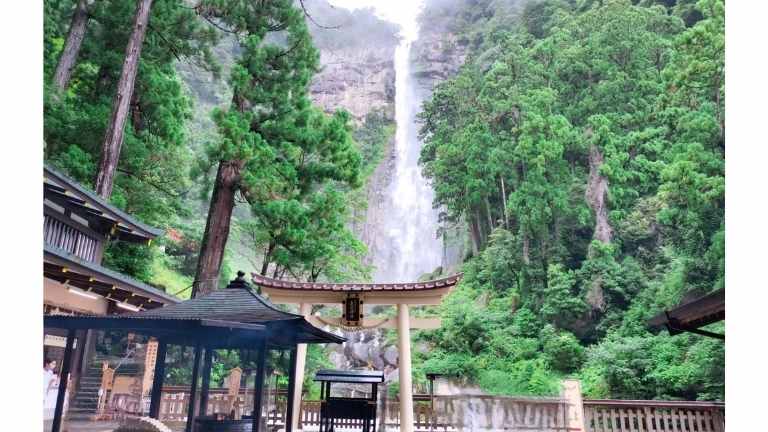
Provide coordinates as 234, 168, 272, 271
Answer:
539, 325, 585, 373
198, 0, 367, 284
414, 0, 724, 400
44, 0, 217, 281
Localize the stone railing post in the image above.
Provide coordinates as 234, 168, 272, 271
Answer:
561, 379, 587, 432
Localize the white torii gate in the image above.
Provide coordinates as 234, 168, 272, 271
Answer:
252, 273, 461, 432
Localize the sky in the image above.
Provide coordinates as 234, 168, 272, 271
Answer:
328, 0, 425, 39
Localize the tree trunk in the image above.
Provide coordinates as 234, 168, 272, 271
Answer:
94, 0, 153, 198
52, 0, 90, 95
260, 241, 276, 276
585, 145, 613, 244
468, 215, 481, 255
500, 176, 509, 229
474, 207, 487, 246
522, 230, 531, 265
130, 89, 145, 132
484, 195, 495, 234
192, 160, 243, 297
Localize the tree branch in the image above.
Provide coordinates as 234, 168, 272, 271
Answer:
116, 167, 190, 198
299, 0, 342, 30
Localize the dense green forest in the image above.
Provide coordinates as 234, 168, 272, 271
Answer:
43, 0, 395, 298
43, 0, 724, 401
412, 0, 724, 400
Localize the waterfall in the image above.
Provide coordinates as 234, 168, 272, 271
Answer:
372, 8, 442, 283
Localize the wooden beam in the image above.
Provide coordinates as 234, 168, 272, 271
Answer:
285, 347, 298, 432
306, 315, 442, 330
199, 347, 214, 416
263, 287, 453, 306
290, 303, 311, 432
51, 329, 76, 432
185, 343, 202, 432
253, 339, 268, 432
149, 340, 167, 418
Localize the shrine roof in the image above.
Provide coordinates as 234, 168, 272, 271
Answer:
251, 273, 463, 293
648, 288, 725, 338
44, 165, 163, 243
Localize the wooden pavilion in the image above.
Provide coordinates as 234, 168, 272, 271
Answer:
648, 288, 725, 339
44, 272, 345, 432
251, 273, 462, 432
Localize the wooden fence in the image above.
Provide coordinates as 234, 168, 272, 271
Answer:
583, 400, 725, 432
157, 386, 287, 423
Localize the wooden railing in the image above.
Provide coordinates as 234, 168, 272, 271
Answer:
583, 400, 725, 432
157, 387, 288, 423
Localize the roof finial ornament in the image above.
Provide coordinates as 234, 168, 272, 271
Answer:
227, 271, 250, 290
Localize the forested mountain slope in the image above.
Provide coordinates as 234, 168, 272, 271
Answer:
411, 0, 724, 400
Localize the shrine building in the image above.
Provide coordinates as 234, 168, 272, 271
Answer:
43, 165, 179, 414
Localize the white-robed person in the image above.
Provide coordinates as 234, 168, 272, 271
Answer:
43, 358, 58, 420
43, 358, 70, 422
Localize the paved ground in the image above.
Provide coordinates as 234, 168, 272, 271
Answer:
58, 420, 185, 432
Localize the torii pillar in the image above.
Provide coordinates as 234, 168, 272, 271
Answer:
252, 273, 462, 432
397, 303, 415, 431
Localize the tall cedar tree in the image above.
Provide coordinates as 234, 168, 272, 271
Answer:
192, 0, 361, 296
52, 0, 90, 94
94, 0, 154, 198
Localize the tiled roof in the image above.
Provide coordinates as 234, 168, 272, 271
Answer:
126, 275, 345, 346
43, 274, 345, 348
251, 273, 463, 292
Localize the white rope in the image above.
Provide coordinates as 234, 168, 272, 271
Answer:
314, 315, 391, 332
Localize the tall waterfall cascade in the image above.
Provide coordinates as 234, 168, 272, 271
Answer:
372, 8, 442, 283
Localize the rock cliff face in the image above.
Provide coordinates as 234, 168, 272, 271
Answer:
310, 47, 396, 124
412, 11, 471, 276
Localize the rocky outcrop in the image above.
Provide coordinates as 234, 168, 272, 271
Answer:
356, 132, 396, 270
412, 16, 468, 90
411, 14, 470, 274
311, 47, 396, 124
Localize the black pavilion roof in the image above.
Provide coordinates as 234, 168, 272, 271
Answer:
44, 273, 345, 349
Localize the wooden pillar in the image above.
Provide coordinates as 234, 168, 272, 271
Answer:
285, 347, 298, 432
199, 347, 214, 416
291, 303, 311, 431
185, 344, 203, 432
252, 338, 268, 432
51, 328, 76, 432
149, 340, 168, 419
397, 304, 414, 432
